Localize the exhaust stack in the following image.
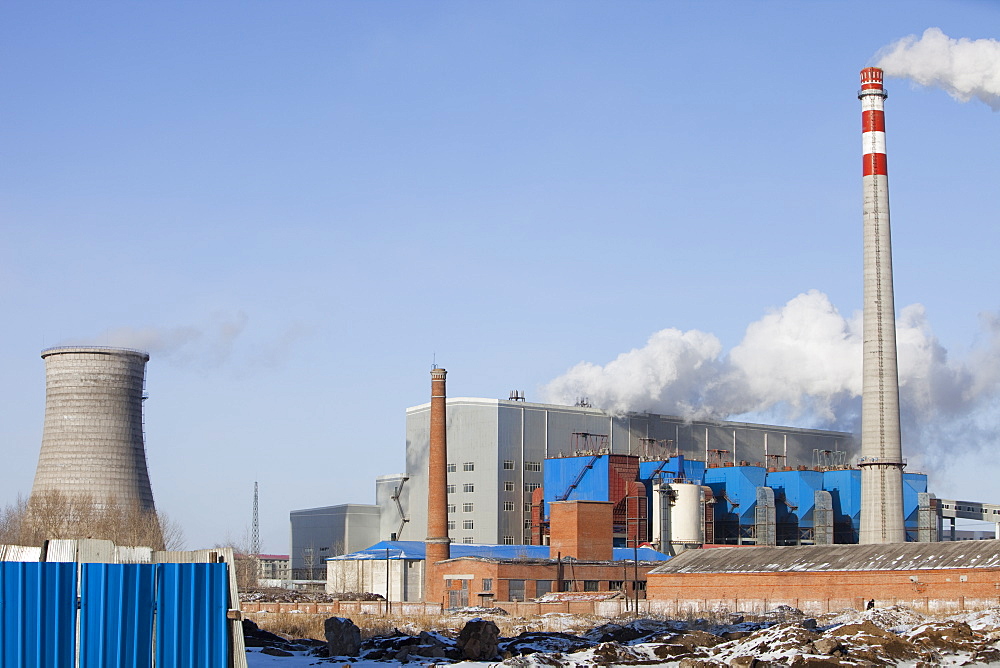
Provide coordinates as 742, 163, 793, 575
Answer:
858, 67, 906, 544
424, 367, 451, 601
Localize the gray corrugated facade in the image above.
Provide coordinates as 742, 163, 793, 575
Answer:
386, 398, 854, 546
289, 504, 380, 578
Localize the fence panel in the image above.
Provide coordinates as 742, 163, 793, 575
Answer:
155, 563, 229, 668
80, 563, 156, 668
0, 562, 76, 668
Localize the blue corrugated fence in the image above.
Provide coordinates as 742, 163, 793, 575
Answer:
0, 562, 230, 668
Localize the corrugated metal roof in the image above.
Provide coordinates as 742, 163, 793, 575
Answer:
329, 541, 670, 563
648, 540, 1000, 575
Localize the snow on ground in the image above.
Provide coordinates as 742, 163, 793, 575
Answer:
246, 606, 1000, 667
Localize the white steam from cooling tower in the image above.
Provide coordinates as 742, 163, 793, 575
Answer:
876, 28, 1000, 110
541, 291, 1000, 465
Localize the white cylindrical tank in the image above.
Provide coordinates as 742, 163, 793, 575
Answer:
668, 483, 704, 545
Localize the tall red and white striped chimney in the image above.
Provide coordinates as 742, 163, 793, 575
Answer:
858, 67, 906, 544
424, 367, 451, 601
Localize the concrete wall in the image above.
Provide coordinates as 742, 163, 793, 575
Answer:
326, 558, 424, 602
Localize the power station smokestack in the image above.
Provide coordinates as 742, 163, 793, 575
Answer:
424, 367, 450, 600
857, 67, 906, 544
31, 347, 157, 512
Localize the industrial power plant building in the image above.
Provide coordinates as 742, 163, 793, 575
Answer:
384, 396, 853, 547
290, 396, 858, 568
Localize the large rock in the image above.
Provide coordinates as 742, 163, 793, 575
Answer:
324, 616, 361, 657
457, 618, 500, 660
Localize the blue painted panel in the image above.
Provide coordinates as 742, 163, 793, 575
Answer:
155, 563, 229, 668
766, 470, 823, 526
903, 473, 928, 524
543, 455, 610, 514
638, 457, 706, 485
704, 466, 766, 524
0, 562, 76, 668
80, 564, 155, 668
823, 469, 862, 528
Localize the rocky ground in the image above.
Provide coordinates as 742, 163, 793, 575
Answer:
244, 605, 1000, 666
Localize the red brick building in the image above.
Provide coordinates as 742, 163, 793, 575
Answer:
647, 540, 1000, 614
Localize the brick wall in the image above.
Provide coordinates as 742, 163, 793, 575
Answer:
549, 500, 613, 561
647, 567, 1000, 614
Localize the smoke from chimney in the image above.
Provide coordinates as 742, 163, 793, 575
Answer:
541, 291, 1000, 468
875, 28, 1000, 110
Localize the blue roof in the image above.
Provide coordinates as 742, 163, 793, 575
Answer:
328, 540, 670, 562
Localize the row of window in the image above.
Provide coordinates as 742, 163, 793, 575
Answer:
500, 536, 533, 544
446, 482, 540, 494
445, 483, 477, 494
503, 460, 541, 471
446, 461, 542, 472
447, 520, 475, 530
502, 482, 540, 492
446, 503, 476, 513
502, 502, 533, 512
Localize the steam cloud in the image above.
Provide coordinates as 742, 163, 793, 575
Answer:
542, 291, 1000, 466
876, 28, 1000, 110
63, 311, 249, 367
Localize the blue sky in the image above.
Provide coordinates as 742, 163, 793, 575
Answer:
2, 2, 998, 553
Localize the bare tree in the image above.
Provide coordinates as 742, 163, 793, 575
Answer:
0, 490, 185, 551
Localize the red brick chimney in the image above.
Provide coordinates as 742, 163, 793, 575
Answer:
424, 367, 450, 603
549, 500, 613, 561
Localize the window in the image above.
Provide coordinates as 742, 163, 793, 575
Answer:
482, 578, 493, 592
502, 536, 514, 545
536, 580, 553, 596
524, 461, 541, 472
446, 463, 456, 473
635, 580, 647, 591
503, 460, 515, 470
462, 536, 474, 544
503, 481, 515, 492
523, 519, 532, 529
447, 504, 455, 514
503, 501, 514, 512
560, 580, 573, 592
584, 580, 600, 592
463, 483, 475, 493
463, 519, 474, 530
447, 520, 455, 530
524, 503, 532, 513
446, 484, 456, 494
463, 462, 475, 471
524, 483, 540, 492
509, 579, 525, 602
463, 503, 474, 513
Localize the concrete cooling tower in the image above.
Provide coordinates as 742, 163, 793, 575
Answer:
31, 347, 157, 512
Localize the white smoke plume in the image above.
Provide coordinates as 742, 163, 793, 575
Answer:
542, 291, 1000, 464
63, 311, 249, 367
876, 28, 1000, 110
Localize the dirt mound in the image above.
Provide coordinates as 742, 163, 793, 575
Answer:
712, 622, 821, 664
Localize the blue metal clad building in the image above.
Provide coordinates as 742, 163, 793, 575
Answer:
704, 465, 767, 527
638, 457, 706, 486
765, 470, 823, 528
543, 455, 613, 513
904, 472, 928, 523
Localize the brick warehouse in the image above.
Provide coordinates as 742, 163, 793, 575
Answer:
646, 540, 1000, 615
